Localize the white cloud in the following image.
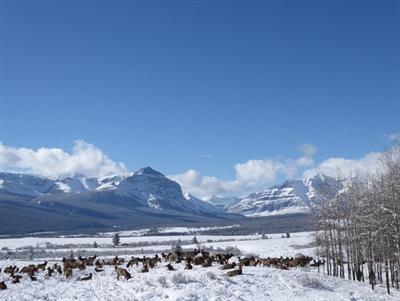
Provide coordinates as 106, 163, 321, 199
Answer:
387, 132, 400, 144
303, 152, 381, 178
298, 143, 318, 157
1, 139, 384, 201
169, 145, 316, 199
169, 169, 242, 199
0, 140, 127, 178
170, 143, 386, 199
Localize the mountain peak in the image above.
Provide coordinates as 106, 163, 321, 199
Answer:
228, 173, 341, 217
135, 166, 165, 177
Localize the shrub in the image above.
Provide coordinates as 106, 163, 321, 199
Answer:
157, 276, 168, 288
298, 274, 331, 290
206, 271, 216, 280
112, 233, 120, 246
171, 272, 194, 284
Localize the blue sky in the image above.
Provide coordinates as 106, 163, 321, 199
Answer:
0, 1, 399, 197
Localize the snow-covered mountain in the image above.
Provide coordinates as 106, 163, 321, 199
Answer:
0, 167, 238, 234
0, 169, 341, 234
0, 172, 55, 197
227, 174, 341, 217
0, 167, 221, 216
0, 170, 341, 218
205, 195, 239, 211
112, 167, 220, 213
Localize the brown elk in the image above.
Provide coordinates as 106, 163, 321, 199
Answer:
202, 258, 212, 268
80, 273, 92, 281
56, 265, 63, 274
20, 265, 37, 275
37, 261, 48, 271
126, 257, 140, 268
3, 266, 17, 275
226, 264, 243, 277
79, 255, 97, 266
115, 267, 131, 280
193, 256, 205, 265
310, 259, 325, 267
167, 254, 176, 262
64, 268, 73, 279
0, 281, 7, 290
140, 265, 149, 273
12, 275, 22, 284
112, 256, 124, 265
221, 262, 236, 270
63, 258, 86, 271
184, 263, 193, 270
47, 266, 56, 277
30, 275, 37, 281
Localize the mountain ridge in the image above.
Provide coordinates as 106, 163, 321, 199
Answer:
0, 168, 339, 234
226, 174, 341, 217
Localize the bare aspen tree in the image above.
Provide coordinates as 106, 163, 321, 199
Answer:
314, 144, 400, 294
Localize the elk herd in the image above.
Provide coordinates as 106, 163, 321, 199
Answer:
0, 249, 318, 291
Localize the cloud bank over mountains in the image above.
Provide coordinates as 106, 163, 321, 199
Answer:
170, 143, 384, 198
0, 139, 393, 198
0, 140, 127, 179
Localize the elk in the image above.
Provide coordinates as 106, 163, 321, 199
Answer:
0, 281, 7, 290
37, 261, 48, 271
115, 267, 131, 280
221, 262, 236, 270
20, 265, 37, 275
80, 273, 92, 281
140, 265, 149, 273
126, 257, 140, 268
112, 256, 124, 265
166, 263, 175, 271
184, 263, 193, 270
64, 268, 73, 279
30, 275, 37, 281
310, 259, 325, 268
226, 264, 243, 277
79, 255, 97, 266
63, 258, 85, 271
46, 267, 53, 277
3, 266, 17, 275
193, 256, 205, 265
202, 258, 212, 268
56, 265, 63, 274
12, 275, 22, 284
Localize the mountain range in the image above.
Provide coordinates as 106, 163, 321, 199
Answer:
0, 167, 341, 234
225, 174, 341, 217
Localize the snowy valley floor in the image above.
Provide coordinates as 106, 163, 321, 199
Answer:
1, 231, 399, 301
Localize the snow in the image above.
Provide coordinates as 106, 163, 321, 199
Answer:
55, 182, 71, 193
0, 231, 399, 300
156, 225, 240, 234
245, 207, 310, 217
1, 263, 398, 301
0, 234, 259, 251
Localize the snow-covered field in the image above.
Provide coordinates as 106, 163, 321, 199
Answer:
1, 231, 399, 300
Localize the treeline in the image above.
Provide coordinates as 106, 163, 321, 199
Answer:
314, 144, 400, 294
